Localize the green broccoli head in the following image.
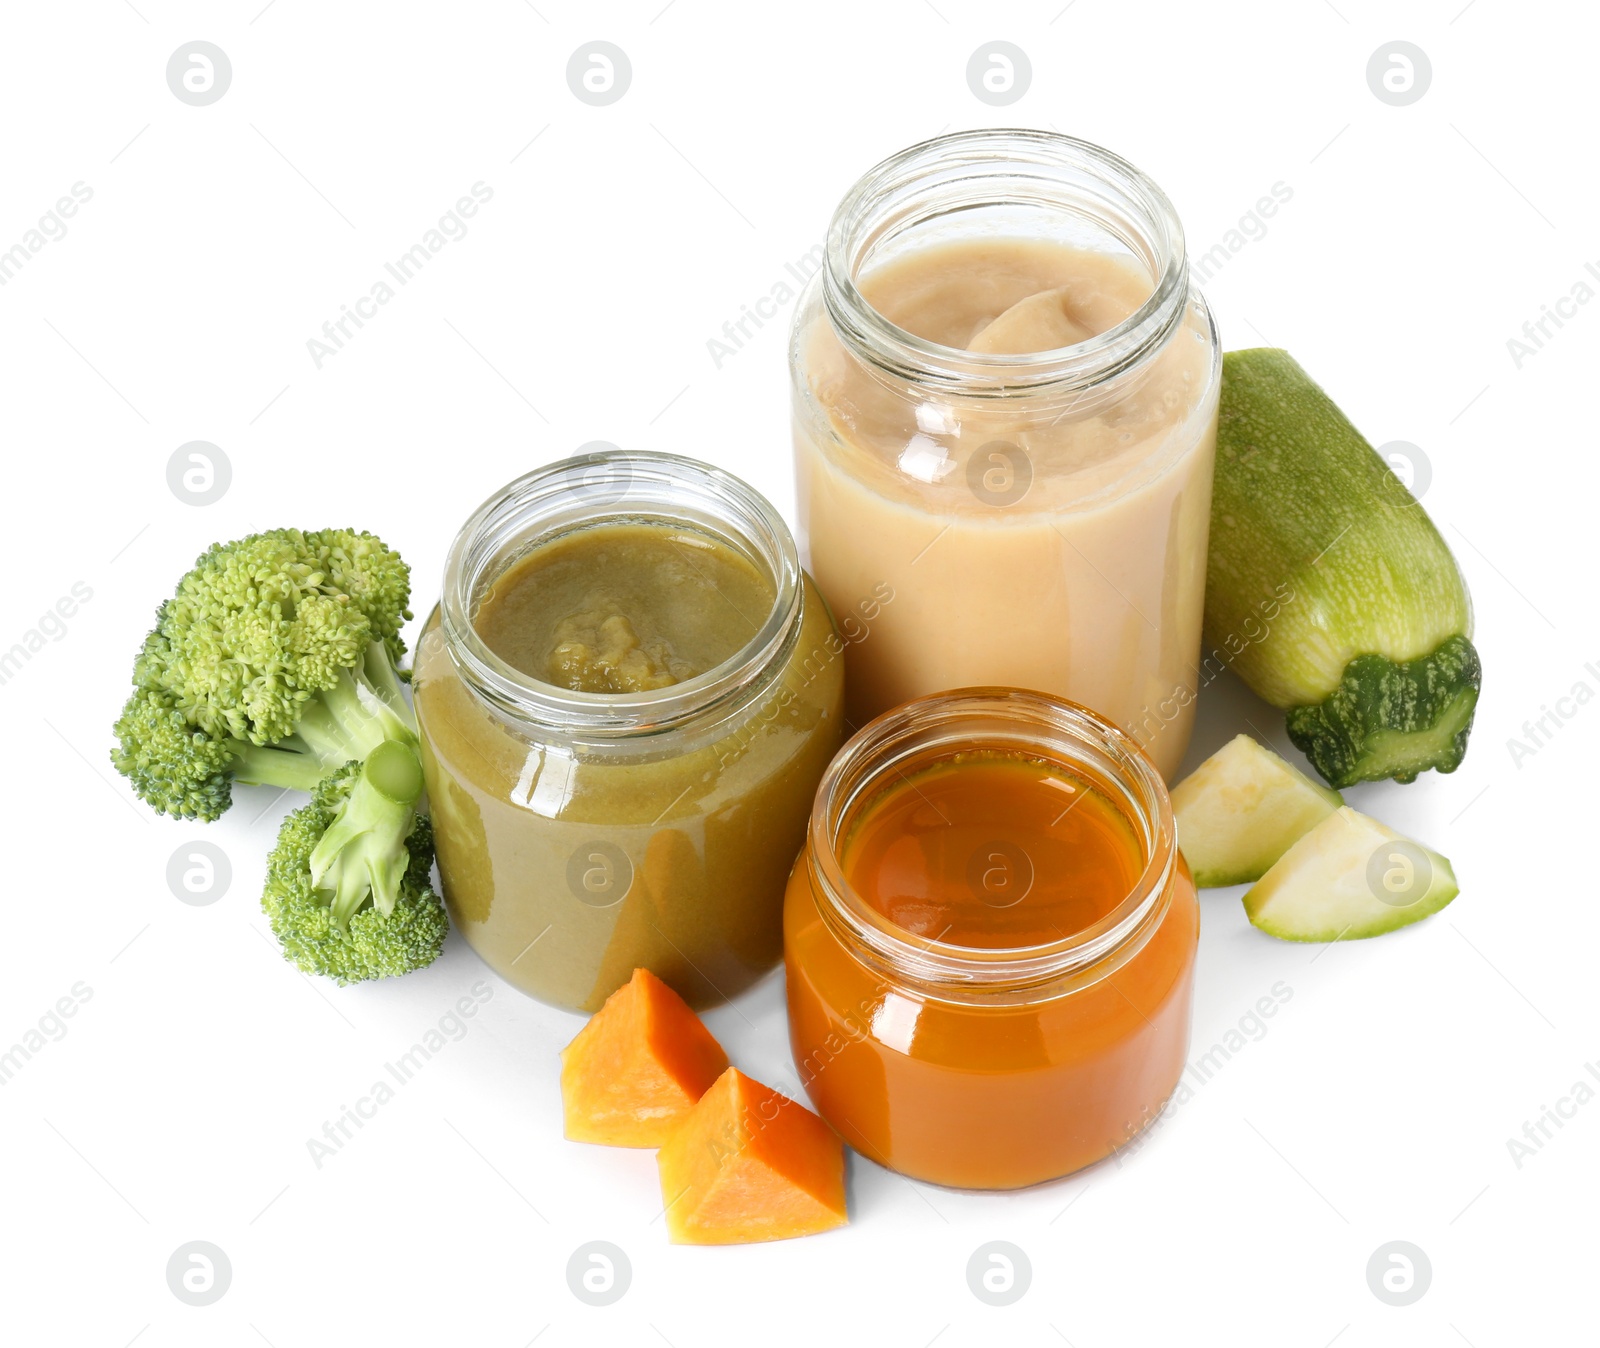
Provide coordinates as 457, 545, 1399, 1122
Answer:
263, 761, 448, 984
134, 528, 412, 745
300, 529, 413, 664
111, 689, 242, 821
113, 528, 417, 819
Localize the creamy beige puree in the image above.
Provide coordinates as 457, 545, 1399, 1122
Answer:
794, 237, 1218, 777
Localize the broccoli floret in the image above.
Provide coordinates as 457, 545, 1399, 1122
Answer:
112, 688, 349, 820
263, 757, 448, 984
116, 527, 436, 955
112, 528, 416, 820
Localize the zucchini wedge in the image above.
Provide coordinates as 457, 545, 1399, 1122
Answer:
1206, 349, 1481, 788
1171, 734, 1342, 887
1242, 806, 1458, 942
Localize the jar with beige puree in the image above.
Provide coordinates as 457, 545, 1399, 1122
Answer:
790, 130, 1221, 777
414, 453, 845, 1013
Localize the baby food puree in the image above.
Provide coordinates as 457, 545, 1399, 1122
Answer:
475, 523, 772, 694
842, 750, 1143, 948
416, 455, 844, 1013
784, 689, 1199, 1189
792, 131, 1221, 778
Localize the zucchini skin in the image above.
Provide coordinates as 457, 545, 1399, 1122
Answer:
1284, 635, 1480, 787
1206, 349, 1480, 787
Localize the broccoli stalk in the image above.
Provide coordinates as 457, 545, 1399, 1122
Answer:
113, 638, 418, 820
310, 738, 426, 928
231, 741, 340, 795
289, 640, 418, 770
111, 691, 320, 821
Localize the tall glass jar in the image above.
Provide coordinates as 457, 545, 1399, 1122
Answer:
790, 129, 1220, 779
414, 452, 845, 1013
784, 689, 1199, 1190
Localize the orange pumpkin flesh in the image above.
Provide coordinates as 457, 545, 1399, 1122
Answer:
657, 1067, 848, 1244
560, 967, 729, 1147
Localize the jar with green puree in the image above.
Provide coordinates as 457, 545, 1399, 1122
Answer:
414, 452, 846, 1013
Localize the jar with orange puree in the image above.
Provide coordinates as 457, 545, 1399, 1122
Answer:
784, 689, 1198, 1189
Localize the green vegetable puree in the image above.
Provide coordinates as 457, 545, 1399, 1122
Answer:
413, 520, 845, 1012
475, 523, 774, 693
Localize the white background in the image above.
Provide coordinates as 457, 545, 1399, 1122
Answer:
1, 2, 1594, 1345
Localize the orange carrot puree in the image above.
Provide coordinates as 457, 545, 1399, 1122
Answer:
785, 749, 1197, 1189
842, 753, 1144, 949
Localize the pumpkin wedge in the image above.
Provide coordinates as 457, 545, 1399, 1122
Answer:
560, 967, 728, 1147
657, 1067, 847, 1244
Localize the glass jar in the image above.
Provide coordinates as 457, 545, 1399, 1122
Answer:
783, 689, 1198, 1189
790, 129, 1221, 779
415, 451, 846, 1013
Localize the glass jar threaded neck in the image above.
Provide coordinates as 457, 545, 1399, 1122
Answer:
820, 128, 1191, 397
438, 451, 803, 747
806, 688, 1179, 1006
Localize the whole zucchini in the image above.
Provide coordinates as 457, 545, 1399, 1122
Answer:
1205, 348, 1481, 788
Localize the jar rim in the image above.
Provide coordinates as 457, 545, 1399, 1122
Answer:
438, 450, 803, 743
805, 687, 1178, 1000
820, 128, 1190, 395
